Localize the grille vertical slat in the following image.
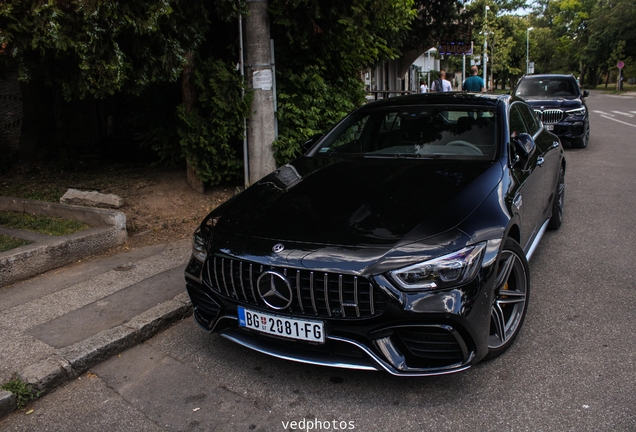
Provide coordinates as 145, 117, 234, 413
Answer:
324, 273, 331, 317
296, 270, 304, 313
310, 272, 318, 315
213, 257, 222, 295
229, 260, 239, 299
202, 257, 385, 319
338, 275, 345, 318
239, 262, 247, 301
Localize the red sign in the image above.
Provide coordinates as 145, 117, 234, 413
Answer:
617, 61, 625, 69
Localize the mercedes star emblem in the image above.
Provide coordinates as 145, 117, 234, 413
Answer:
272, 243, 285, 253
257, 270, 293, 310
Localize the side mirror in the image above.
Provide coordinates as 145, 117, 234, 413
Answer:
511, 133, 536, 168
513, 133, 535, 157
302, 133, 323, 154
582, 90, 589, 98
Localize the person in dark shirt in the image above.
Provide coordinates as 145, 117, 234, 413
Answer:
463, 66, 486, 92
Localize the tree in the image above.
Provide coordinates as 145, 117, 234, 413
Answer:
586, 0, 636, 86
269, 0, 471, 164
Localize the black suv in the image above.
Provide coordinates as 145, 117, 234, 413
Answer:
513, 74, 589, 148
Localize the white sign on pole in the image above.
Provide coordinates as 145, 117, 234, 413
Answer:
253, 69, 273, 90
529, 62, 535, 74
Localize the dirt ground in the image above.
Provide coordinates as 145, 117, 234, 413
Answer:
109, 170, 237, 251
0, 162, 238, 254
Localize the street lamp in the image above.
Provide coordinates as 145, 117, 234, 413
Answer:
483, 6, 490, 90
526, 27, 534, 75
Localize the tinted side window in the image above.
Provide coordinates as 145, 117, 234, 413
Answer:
509, 104, 527, 138
518, 104, 541, 136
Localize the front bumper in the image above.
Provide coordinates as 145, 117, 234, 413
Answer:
546, 117, 588, 141
184, 244, 499, 376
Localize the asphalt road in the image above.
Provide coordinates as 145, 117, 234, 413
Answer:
1, 90, 635, 432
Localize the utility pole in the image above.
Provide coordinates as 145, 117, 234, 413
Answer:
245, 0, 277, 184
483, 6, 489, 91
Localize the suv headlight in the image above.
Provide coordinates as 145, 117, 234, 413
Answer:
192, 227, 207, 262
565, 107, 586, 117
390, 243, 486, 290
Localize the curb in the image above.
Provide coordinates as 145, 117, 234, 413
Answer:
0, 292, 193, 419
0, 197, 128, 287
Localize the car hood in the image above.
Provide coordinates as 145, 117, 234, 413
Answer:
521, 97, 585, 110
212, 156, 503, 251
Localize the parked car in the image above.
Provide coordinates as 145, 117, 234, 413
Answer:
513, 74, 590, 148
184, 93, 565, 376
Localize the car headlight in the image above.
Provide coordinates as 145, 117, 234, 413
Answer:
565, 107, 586, 117
192, 227, 207, 262
390, 243, 486, 290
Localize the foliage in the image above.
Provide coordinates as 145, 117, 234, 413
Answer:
269, 0, 417, 164
176, 58, 252, 184
1, 377, 39, 409
0, 0, 209, 100
0, 211, 89, 236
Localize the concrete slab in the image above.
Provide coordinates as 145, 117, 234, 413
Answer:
27, 265, 186, 348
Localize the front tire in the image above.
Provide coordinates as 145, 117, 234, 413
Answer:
486, 238, 530, 359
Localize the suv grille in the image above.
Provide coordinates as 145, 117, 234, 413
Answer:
534, 109, 563, 124
202, 256, 385, 319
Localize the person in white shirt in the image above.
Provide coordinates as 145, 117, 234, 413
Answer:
419, 80, 428, 93
431, 70, 452, 92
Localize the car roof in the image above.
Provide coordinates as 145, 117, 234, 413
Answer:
362, 92, 513, 109
520, 74, 575, 80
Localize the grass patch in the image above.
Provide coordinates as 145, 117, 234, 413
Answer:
0, 211, 89, 236
0, 234, 32, 252
1, 377, 39, 409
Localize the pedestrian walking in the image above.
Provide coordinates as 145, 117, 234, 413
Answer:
431, 70, 452, 92
463, 65, 486, 92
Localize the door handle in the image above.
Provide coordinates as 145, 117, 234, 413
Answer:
537, 156, 545, 167
551, 141, 560, 149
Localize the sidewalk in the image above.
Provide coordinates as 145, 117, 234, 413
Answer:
0, 238, 193, 418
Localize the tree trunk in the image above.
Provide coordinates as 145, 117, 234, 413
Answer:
181, 51, 205, 194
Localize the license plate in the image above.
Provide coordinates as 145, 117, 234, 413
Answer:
545, 124, 554, 131
238, 307, 325, 343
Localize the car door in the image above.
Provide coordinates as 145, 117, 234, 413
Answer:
509, 102, 545, 252
518, 103, 561, 222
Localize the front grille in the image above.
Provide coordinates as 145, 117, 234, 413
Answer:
534, 109, 563, 124
202, 256, 385, 319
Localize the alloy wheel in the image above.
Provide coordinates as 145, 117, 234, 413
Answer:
488, 246, 529, 352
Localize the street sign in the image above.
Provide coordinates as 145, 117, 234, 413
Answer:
617, 61, 624, 69
529, 62, 535, 74
438, 42, 473, 55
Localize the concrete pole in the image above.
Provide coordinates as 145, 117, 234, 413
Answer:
245, 0, 277, 184
483, 6, 489, 90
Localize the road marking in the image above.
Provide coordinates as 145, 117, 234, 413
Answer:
630, 111, 636, 115
593, 110, 613, 116
612, 111, 634, 117
601, 115, 636, 128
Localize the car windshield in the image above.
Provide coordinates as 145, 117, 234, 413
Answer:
515, 78, 578, 98
315, 105, 498, 161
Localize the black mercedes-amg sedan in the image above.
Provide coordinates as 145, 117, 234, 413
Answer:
184, 93, 566, 376
513, 74, 590, 148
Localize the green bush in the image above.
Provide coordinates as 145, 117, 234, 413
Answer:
177, 58, 253, 185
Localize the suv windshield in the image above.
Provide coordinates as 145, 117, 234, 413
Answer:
315, 106, 498, 161
515, 77, 578, 98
